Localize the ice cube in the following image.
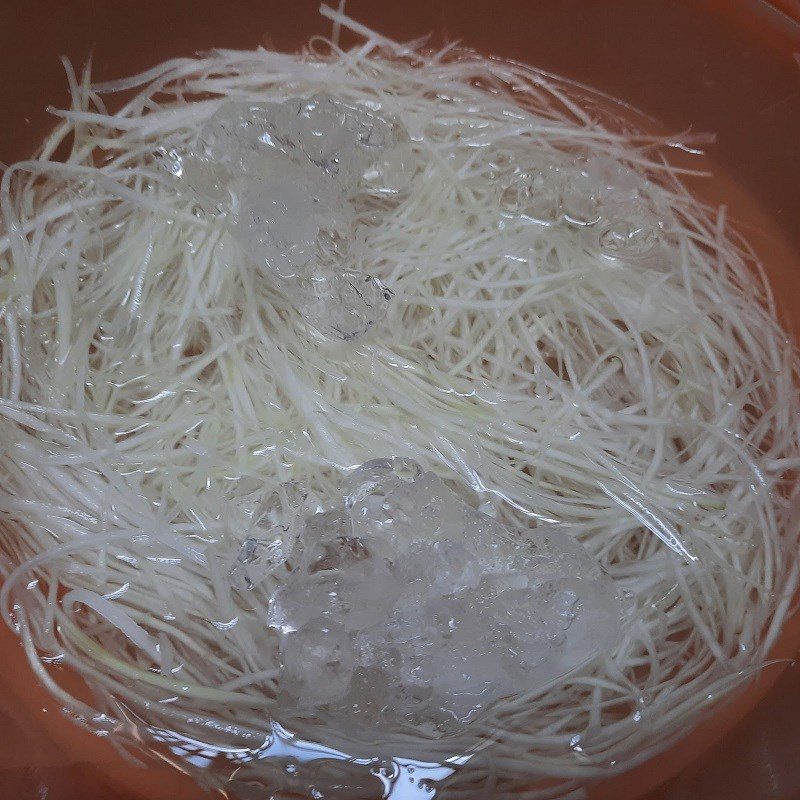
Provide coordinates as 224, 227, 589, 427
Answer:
160, 149, 230, 212
196, 101, 323, 193
268, 574, 362, 633
197, 102, 281, 166
269, 569, 401, 636
254, 480, 309, 529
275, 94, 394, 191
280, 622, 354, 706
582, 156, 646, 211
300, 510, 372, 574
298, 270, 393, 341
561, 175, 602, 227
229, 177, 333, 278
198, 95, 394, 194
429, 644, 510, 721
551, 588, 580, 630
167, 96, 397, 289
344, 457, 420, 501
597, 217, 660, 260
397, 541, 481, 596
380, 471, 479, 546
229, 534, 285, 592
264, 459, 623, 728
344, 457, 421, 518
499, 167, 562, 227
363, 141, 418, 194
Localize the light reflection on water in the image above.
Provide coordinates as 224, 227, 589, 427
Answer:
146, 718, 471, 799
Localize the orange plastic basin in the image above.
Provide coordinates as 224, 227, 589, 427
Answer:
0, 2, 798, 799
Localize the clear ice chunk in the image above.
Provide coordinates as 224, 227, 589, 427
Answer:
160, 148, 230, 212
499, 166, 563, 227
229, 534, 285, 592
163, 96, 398, 328
299, 510, 373, 575
195, 102, 283, 171
254, 479, 309, 529
582, 156, 646, 212
266, 460, 624, 731
344, 457, 422, 508
197, 94, 394, 195
269, 570, 402, 635
271, 94, 395, 192
229, 177, 332, 277
597, 217, 661, 260
498, 155, 660, 246
229, 480, 308, 592
396, 540, 481, 596
298, 270, 394, 341
280, 621, 355, 706
364, 141, 419, 194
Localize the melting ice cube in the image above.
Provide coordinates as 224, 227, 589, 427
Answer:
298, 271, 394, 341
597, 217, 661, 260
160, 148, 230, 212
197, 94, 394, 194
163, 95, 398, 338
229, 177, 332, 277
265, 460, 624, 732
279, 621, 355, 706
229, 480, 309, 592
229, 537, 276, 592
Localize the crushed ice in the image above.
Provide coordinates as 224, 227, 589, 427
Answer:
297, 271, 394, 341
163, 95, 397, 339
242, 459, 623, 731
497, 155, 663, 260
